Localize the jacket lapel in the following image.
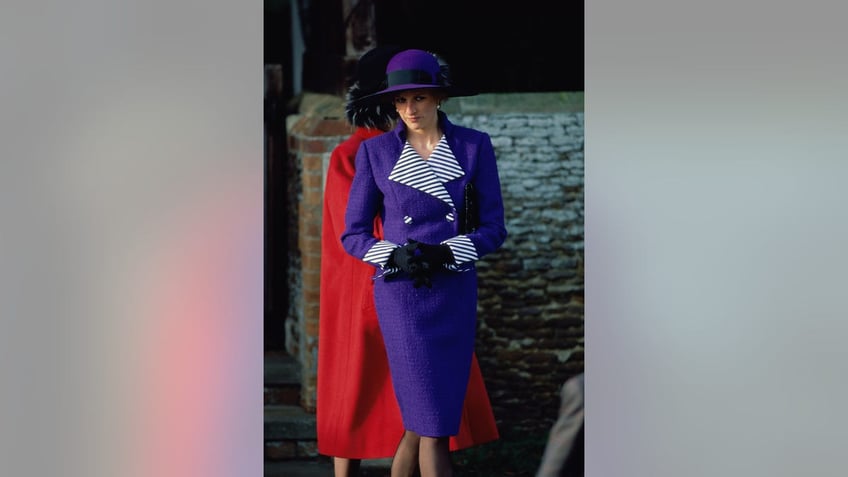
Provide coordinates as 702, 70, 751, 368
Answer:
388, 136, 465, 208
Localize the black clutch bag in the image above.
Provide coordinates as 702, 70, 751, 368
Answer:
460, 182, 479, 234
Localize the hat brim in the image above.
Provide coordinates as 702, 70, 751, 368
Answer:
353, 82, 477, 105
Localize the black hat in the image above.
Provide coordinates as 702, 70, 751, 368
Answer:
345, 45, 405, 129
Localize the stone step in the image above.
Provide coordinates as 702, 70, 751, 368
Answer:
265, 404, 318, 460
265, 351, 301, 406
265, 351, 300, 384
265, 404, 316, 440
263, 353, 393, 471
264, 459, 330, 477
265, 385, 300, 406
265, 458, 392, 477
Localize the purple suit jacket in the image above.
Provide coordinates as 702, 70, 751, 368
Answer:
342, 112, 507, 268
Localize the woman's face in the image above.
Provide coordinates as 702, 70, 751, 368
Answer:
392, 89, 441, 132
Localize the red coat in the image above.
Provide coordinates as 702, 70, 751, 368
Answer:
317, 127, 499, 458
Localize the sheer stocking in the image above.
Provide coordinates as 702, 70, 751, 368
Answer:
391, 430, 421, 477
419, 436, 452, 477
333, 457, 361, 477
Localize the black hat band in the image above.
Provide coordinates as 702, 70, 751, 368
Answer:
387, 69, 438, 87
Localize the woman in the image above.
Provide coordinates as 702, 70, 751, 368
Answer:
319, 46, 500, 477
341, 49, 507, 477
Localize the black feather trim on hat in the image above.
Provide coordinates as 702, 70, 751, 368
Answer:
345, 80, 398, 130
343, 45, 405, 130
434, 53, 454, 90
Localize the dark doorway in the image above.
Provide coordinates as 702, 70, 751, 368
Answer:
373, 0, 584, 93
264, 1, 293, 351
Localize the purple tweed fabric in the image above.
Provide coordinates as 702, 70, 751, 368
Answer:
374, 270, 478, 436
341, 113, 507, 437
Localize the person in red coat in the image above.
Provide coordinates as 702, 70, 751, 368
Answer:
317, 46, 500, 477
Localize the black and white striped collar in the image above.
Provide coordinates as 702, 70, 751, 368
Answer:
387, 136, 464, 207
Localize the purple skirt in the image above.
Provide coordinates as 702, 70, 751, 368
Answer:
374, 268, 478, 437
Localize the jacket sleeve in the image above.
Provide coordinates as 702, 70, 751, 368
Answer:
443, 132, 507, 266
341, 141, 400, 270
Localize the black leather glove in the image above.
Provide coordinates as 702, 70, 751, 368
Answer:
404, 239, 455, 288
385, 240, 450, 288
407, 239, 455, 269
387, 243, 417, 275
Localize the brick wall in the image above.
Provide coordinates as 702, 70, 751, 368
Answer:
285, 92, 584, 435
285, 100, 354, 412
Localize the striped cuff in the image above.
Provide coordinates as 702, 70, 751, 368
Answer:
363, 240, 399, 269
441, 235, 478, 267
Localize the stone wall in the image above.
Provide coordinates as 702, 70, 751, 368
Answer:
448, 106, 585, 435
285, 92, 584, 435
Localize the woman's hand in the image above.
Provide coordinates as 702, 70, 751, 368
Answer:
386, 240, 451, 288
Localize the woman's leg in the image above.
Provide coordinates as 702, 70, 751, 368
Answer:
418, 436, 452, 477
333, 457, 361, 477
391, 430, 421, 477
